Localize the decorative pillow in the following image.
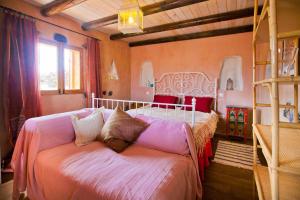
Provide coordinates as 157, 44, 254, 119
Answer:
135, 115, 190, 155
101, 106, 148, 153
152, 95, 178, 109
183, 96, 213, 113
71, 107, 105, 146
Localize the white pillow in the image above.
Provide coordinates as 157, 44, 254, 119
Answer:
71, 107, 105, 146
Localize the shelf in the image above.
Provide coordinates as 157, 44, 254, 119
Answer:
253, 124, 300, 173
255, 60, 294, 66
254, 165, 300, 200
278, 30, 300, 39
254, 76, 300, 85
255, 103, 295, 109
279, 122, 300, 129
255, 61, 271, 65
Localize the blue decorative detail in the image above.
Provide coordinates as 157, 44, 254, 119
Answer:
54, 33, 67, 43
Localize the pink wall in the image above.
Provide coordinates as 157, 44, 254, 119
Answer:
1, 0, 131, 116
130, 32, 253, 116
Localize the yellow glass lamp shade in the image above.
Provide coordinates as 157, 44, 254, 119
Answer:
118, 0, 143, 34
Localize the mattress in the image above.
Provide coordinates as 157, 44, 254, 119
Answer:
127, 106, 212, 125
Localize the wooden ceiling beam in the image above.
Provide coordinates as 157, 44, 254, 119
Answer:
129, 25, 253, 47
82, 0, 208, 30
111, 6, 262, 40
41, 0, 87, 16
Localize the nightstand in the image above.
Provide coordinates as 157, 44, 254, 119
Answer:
226, 106, 249, 142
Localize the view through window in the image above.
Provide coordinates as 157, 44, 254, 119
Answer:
38, 42, 58, 91
38, 41, 82, 94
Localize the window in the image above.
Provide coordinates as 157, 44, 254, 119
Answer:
64, 48, 82, 90
38, 40, 83, 94
38, 42, 59, 91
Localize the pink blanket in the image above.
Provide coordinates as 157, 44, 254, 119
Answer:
11, 109, 202, 200
11, 109, 92, 199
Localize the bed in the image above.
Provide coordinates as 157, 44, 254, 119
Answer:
11, 72, 218, 200
11, 109, 201, 200
92, 72, 219, 178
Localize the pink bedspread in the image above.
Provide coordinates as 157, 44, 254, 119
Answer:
35, 142, 199, 200
11, 109, 92, 200
11, 109, 202, 200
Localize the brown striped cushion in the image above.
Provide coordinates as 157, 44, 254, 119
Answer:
100, 106, 148, 153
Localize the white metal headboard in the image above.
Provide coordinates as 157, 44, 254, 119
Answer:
91, 72, 217, 127
154, 72, 218, 110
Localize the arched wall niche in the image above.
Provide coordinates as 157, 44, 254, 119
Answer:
108, 60, 119, 80
219, 56, 243, 91
140, 61, 154, 88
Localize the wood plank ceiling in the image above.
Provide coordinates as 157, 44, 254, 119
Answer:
25, 0, 264, 46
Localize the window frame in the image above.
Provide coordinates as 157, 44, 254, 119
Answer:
38, 39, 60, 95
62, 45, 84, 94
38, 39, 84, 95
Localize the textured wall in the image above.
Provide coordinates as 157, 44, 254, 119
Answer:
0, 0, 131, 115
130, 32, 253, 117
0, 0, 131, 158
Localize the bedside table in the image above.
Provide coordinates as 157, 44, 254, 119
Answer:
226, 106, 249, 142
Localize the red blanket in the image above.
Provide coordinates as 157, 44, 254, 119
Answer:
198, 139, 213, 181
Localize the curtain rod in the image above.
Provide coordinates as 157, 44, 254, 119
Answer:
0, 6, 101, 41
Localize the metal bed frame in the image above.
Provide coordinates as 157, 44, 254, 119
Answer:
91, 72, 218, 128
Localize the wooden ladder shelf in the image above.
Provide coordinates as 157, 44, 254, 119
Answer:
252, 0, 300, 199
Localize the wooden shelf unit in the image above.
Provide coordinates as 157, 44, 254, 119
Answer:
253, 0, 300, 200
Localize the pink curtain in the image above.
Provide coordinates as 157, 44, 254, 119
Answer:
86, 38, 101, 106
0, 12, 41, 146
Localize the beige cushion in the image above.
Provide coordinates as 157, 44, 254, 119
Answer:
71, 107, 105, 146
101, 106, 148, 152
